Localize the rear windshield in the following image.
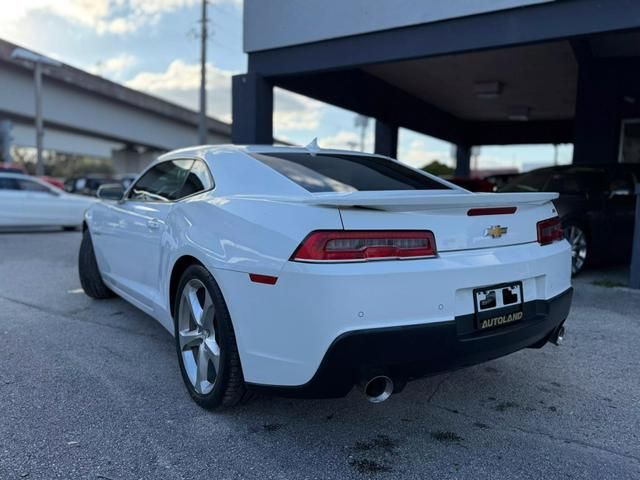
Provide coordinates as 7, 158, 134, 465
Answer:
251, 153, 449, 192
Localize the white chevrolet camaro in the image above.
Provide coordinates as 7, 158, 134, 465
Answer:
80, 145, 572, 409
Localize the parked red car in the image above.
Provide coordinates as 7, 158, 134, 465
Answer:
38, 176, 66, 190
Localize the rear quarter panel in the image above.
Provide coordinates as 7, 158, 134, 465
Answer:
161, 194, 343, 329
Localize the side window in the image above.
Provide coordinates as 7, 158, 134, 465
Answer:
129, 159, 194, 202
177, 160, 214, 198
18, 179, 52, 193
0, 178, 20, 190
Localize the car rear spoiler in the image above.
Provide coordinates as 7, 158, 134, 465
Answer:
299, 190, 559, 211
227, 191, 558, 211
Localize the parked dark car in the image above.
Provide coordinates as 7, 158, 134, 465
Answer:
64, 176, 114, 197
484, 173, 519, 191
446, 176, 495, 192
500, 164, 640, 275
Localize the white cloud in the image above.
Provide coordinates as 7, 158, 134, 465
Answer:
0, 0, 240, 35
397, 138, 453, 168
125, 59, 235, 122
274, 89, 323, 132
88, 53, 137, 80
318, 130, 374, 152
124, 64, 327, 129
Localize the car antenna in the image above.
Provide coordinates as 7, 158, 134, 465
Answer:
304, 137, 321, 156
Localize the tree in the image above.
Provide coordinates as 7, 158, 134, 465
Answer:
10, 147, 114, 177
421, 160, 454, 177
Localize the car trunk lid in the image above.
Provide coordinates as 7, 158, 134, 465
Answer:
302, 190, 558, 252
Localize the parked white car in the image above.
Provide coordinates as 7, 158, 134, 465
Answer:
79, 145, 573, 409
0, 172, 97, 229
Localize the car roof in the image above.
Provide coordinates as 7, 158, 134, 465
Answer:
0, 172, 33, 179
158, 144, 393, 163
0, 172, 60, 188
150, 143, 459, 197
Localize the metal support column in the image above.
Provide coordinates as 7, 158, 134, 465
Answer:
374, 120, 398, 158
629, 184, 640, 289
0, 120, 13, 164
455, 144, 472, 177
231, 73, 273, 145
34, 61, 44, 175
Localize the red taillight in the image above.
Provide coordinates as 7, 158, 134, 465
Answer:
537, 217, 564, 245
291, 230, 437, 262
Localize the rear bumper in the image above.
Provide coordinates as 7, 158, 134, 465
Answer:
247, 287, 572, 398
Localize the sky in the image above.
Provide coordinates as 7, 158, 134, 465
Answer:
1, 0, 573, 171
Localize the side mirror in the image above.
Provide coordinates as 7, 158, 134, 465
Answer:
609, 188, 632, 199
97, 183, 125, 201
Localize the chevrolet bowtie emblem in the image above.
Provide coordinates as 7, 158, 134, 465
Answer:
485, 225, 508, 238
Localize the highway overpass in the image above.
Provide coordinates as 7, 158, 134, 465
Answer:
0, 38, 231, 173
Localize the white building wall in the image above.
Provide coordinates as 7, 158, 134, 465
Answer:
244, 0, 554, 52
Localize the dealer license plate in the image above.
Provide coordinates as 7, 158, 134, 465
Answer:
473, 282, 523, 331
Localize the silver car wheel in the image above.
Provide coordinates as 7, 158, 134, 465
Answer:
566, 225, 588, 275
177, 278, 220, 395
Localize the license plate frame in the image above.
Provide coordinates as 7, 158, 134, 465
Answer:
473, 281, 524, 331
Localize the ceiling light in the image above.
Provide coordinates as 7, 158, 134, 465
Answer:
508, 106, 530, 121
474, 81, 503, 99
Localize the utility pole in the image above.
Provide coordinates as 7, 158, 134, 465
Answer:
0, 120, 13, 164
198, 0, 208, 145
354, 115, 369, 151
10, 48, 61, 175
34, 61, 44, 174
471, 146, 482, 174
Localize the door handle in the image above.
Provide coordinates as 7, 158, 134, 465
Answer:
147, 218, 161, 230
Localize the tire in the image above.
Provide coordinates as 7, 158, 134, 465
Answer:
78, 230, 115, 299
563, 222, 589, 276
173, 265, 252, 409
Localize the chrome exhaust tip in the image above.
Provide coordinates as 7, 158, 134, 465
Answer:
551, 326, 565, 346
363, 376, 394, 403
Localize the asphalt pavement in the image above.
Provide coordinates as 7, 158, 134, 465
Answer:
0, 230, 639, 479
